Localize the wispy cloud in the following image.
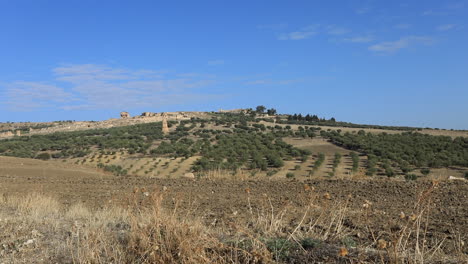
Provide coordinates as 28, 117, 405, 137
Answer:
3, 64, 220, 111
257, 23, 288, 31
421, 10, 448, 16
446, 2, 465, 10
369, 36, 434, 53
4, 82, 75, 111
436, 24, 457, 31
245, 79, 302, 86
208, 60, 225, 66
355, 7, 371, 15
278, 25, 319, 40
277, 24, 351, 40
395, 23, 411, 29
326, 25, 350, 35
344, 35, 374, 43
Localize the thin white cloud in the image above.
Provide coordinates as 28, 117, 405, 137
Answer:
369, 36, 434, 53
245, 79, 302, 86
344, 36, 374, 43
4, 82, 75, 110
208, 60, 224, 65
395, 23, 411, 29
326, 25, 350, 35
355, 7, 371, 15
446, 2, 465, 9
278, 25, 319, 40
436, 24, 456, 31
3, 64, 220, 111
422, 10, 448, 16
277, 24, 351, 40
257, 23, 288, 31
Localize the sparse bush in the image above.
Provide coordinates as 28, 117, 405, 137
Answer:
405, 173, 418, 181
286, 172, 295, 178
300, 238, 321, 249
314, 152, 325, 169
266, 170, 278, 177
35, 152, 51, 160
420, 168, 431, 176
332, 152, 341, 172
265, 238, 296, 261
350, 152, 359, 173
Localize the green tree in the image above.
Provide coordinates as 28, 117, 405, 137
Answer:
267, 108, 277, 116
256, 105, 266, 114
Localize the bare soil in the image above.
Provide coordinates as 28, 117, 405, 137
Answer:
1, 156, 467, 262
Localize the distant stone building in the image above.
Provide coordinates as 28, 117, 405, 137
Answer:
141, 112, 156, 117
0, 131, 14, 138
120, 112, 130, 118
218, 109, 247, 114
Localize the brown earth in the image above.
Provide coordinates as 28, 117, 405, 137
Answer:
0, 156, 467, 262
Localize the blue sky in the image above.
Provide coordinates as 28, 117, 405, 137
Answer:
1, 0, 467, 129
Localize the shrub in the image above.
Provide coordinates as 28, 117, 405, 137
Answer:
332, 153, 341, 171
464, 171, 468, 180
420, 168, 431, 176
266, 170, 278, 177
265, 238, 296, 260
35, 152, 51, 160
294, 165, 301, 170
300, 238, 321, 249
350, 152, 359, 173
314, 153, 325, 169
405, 174, 418, 181
286, 172, 295, 178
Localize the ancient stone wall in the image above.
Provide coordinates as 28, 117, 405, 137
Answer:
16, 111, 209, 136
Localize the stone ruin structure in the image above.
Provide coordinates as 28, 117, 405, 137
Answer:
120, 112, 130, 118
141, 112, 156, 117
218, 108, 248, 114
0, 111, 209, 139
0, 131, 14, 138
0, 130, 20, 139
161, 113, 169, 134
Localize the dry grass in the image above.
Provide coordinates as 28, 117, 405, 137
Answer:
0, 182, 466, 263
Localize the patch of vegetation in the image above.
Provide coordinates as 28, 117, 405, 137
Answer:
332, 153, 342, 173
97, 163, 127, 176
350, 152, 359, 173
264, 238, 297, 261
35, 152, 51, 160
0, 122, 164, 158
366, 154, 378, 176
284, 113, 419, 131
405, 174, 418, 181
323, 130, 468, 169
420, 168, 431, 176
192, 132, 309, 172
314, 153, 325, 169
266, 170, 279, 177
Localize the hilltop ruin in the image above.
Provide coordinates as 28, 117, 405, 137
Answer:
0, 111, 210, 139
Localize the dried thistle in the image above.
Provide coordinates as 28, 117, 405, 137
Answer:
377, 239, 387, 249
399, 211, 406, 219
